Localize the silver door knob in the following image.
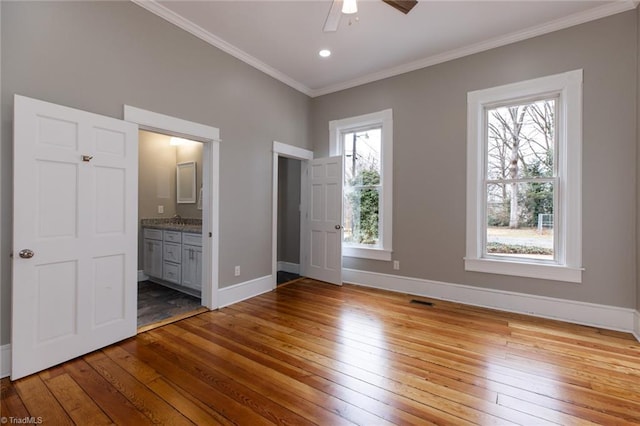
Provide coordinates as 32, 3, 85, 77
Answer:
19, 249, 35, 259
335, 225, 342, 230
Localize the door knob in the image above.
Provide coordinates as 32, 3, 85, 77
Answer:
335, 225, 342, 230
19, 249, 35, 259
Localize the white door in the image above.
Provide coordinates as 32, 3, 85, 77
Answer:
12, 95, 138, 380
304, 156, 343, 285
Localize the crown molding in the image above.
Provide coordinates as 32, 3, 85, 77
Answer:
131, 0, 637, 98
308, 0, 638, 97
130, 0, 313, 96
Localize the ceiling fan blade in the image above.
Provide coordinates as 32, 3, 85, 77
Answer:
382, 0, 418, 14
323, 0, 343, 32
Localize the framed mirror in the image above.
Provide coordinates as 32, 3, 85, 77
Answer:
176, 161, 196, 203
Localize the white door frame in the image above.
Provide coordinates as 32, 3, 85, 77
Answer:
271, 141, 313, 289
124, 106, 220, 309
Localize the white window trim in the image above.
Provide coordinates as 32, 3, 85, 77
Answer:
465, 70, 583, 283
330, 109, 393, 261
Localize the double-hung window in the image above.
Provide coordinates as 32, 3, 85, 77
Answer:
465, 70, 583, 282
330, 109, 393, 261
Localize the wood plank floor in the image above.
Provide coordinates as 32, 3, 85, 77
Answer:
3, 278, 640, 425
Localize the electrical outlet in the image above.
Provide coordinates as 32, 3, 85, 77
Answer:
157, 205, 164, 214
393, 260, 400, 270
234, 265, 241, 276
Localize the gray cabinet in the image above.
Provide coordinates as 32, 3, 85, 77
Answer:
143, 227, 202, 294
143, 229, 163, 278
181, 233, 202, 290
162, 231, 182, 284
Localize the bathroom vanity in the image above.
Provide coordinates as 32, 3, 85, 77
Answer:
142, 219, 202, 297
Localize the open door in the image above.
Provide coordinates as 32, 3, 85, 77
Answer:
303, 156, 343, 285
11, 95, 138, 379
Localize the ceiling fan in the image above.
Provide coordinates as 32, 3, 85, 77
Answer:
323, 0, 418, 32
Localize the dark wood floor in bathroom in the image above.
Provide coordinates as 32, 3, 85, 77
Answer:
137, 281, 202, 328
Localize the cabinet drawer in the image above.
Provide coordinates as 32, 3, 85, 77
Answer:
163, 242, 181, 263
183, 233, 202, 247
143, 228, 163, 241
163, 262, 181, 284
164, 230, 182, 243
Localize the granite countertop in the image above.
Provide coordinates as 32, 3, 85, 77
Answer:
141, 218, 202, 234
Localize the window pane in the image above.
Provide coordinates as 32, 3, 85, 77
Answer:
486, 182, 554, 260
344, 128, 381, 186
343, 127, 382, 247
344, 186, 380, 246
486, 99, 555, 180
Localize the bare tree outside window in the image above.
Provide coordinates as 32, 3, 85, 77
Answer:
485, 98, 556, 259
343, 128, 382, 247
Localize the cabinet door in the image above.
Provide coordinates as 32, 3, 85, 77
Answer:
143, 239, 163, 278
182, 245, 203, 290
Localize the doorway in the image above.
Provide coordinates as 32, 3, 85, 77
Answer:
124, 105, 220, 317
271, 141, 313, 288
137, 130, 207, 330
276, 156, 302, 286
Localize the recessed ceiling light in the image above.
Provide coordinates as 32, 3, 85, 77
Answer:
319, 49, 331, 58
342, 0, 358, 14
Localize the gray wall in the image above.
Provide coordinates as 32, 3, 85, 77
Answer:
139, 131, 178, 222
311, 10, 638, 308
0, 1, 310, 345
138, 130, 203, 222
277, 157, 301, 264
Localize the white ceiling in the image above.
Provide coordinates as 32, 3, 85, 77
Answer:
135, 0, 637, 96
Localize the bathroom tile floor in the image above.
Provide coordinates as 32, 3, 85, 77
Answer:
137, 280, 202, 328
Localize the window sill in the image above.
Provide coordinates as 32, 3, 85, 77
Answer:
464, 257, 583, 283
344, 246, 392, 261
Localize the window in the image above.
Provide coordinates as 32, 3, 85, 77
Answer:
466, 70, 583, 282
330, 109, 393, 261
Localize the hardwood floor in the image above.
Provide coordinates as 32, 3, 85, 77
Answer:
3, 278, 640, 425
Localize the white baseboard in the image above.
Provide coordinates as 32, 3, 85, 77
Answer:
344, 269, 638, 337
277, 261, 300, 274
218, 275, 273, 309
1, 344, 11, 379
138, 270, 149, 282
634, 310, 640, 342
